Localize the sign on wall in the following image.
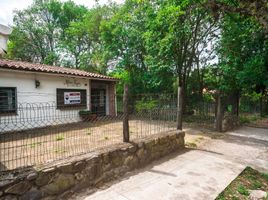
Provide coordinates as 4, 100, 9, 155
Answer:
64, 79, 82, 87
64, 92, 81, 105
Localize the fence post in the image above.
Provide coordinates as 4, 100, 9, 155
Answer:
177, 86, 183, 130
216, 93, 223, 132
123, 84, 130, 142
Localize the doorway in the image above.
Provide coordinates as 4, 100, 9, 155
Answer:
91, 88, 106, 116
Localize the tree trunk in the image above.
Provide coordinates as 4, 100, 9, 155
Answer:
216, 92, 224, 132
123, 84, 130, 142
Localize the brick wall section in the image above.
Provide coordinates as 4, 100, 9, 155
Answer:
108, 82, 116, 116
0, 131, 185, 200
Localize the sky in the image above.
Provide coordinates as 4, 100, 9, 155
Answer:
0, 0, 124, 26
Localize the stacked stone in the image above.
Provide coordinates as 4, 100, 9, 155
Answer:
222, 114, 240, 132
0, 131, 185, 200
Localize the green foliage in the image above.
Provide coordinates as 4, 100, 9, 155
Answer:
239, 116, 251, 124
262, 172, 268, 181
237, 185, 249, 196
185, 142, 197, 148
79, 110, 91, 116
239, 115, 259, 124
56, 134, 65, 141
252, 180, 262, 189
8, 0, 88, 65
216, 166, 268, 200
135, 99, 157, 113
209, 14, 268, 95
54, 148, 67, 154
30, 142, 42, 148
8, 0, 115, 72
7, 0, 268, 107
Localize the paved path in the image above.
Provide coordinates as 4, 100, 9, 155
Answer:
73, 126, 268, 200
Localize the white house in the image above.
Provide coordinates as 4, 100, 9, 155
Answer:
0, 59, 118, 132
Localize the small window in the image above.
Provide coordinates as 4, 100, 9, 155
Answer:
56, 89, 87, 109
0, 87, 17, 114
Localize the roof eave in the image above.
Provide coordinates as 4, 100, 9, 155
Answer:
0, 66, 119, 82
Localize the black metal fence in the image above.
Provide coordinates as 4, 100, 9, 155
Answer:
183, 101, 216, 127
239, 95, 268, 116
0, 92, 179, 173
0, 90, 220, 173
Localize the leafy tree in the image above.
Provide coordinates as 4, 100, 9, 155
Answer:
101, 0, 152, 94
206, 0, 268, 34
6, 0, 268, 119
143, 0, 217, 110
8, 0, 87, 65
61, 4, 118, 72
205, 14, 268, 115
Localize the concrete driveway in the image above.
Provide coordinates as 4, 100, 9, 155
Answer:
72, 126, 268, 200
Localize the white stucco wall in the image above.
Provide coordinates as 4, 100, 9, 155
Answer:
0, 69, 91, 132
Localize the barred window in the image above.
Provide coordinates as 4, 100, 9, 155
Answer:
56, 89, 87, 109
0, 87, 17, 113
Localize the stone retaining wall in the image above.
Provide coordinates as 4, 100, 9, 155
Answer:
0, 131, 185, 200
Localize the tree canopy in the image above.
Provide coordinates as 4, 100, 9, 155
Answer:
6, 0, 268, 111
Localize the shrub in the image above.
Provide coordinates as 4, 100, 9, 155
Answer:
79, 110, 91, 116
239, 115, 259, 124
239, 116, 251, 124
135, 99, 158, 113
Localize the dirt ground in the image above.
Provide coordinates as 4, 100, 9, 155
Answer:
0, 119, 176, 171
2, 117, 265, 174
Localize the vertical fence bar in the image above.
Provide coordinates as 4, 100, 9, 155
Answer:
123, 84, 130, 142
216, 93, 223, 132
177, 86, 183, 130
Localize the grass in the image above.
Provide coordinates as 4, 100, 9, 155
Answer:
55, 134, 65, 141
263, 173, 268, 180
215, 166, 268, 200
239, 115, 268, 129
29, 142, 42, 148
210, 133, 225, 139
54, 148, 67, 154
198, 136, 204, 140
85, 128, 92, 135
185, 142, 197, 148
252, 180, 263, 189
239, 115, 259, 124
237, 185, 249, 196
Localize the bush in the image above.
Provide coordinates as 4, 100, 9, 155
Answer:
79, 110, 91, 116
239, 116, 251, 124
135, 99, 158, 113
239, 115, 259, 124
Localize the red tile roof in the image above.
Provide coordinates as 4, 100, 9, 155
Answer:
0, 59, 118, 81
